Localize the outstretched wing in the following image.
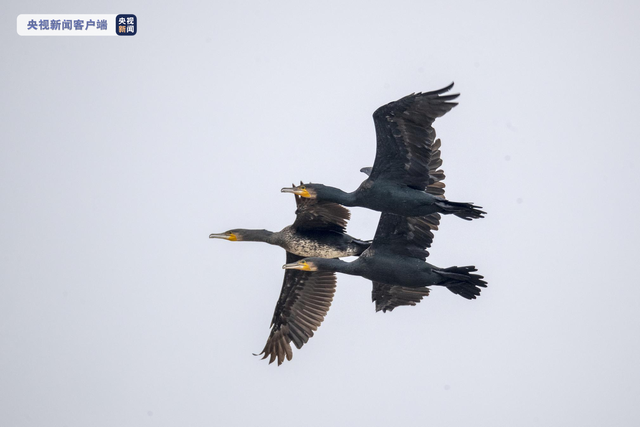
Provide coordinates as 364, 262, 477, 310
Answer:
365, 131, 449, 260
256, 252, 336, 365
425, 138, 446, 197
361, 138, 446, 196
291, 187, 351, 233
366, 143, 446, 310
367, 213, 439, 311
368, 213, 440, 261
369, 83, 458, 191
371, 282, 431, 313
366, 91, 454, 311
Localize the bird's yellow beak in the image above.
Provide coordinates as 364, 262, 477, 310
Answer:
281, 186, 311, 198
282, 260, 311, 271
209, 232, 237, 241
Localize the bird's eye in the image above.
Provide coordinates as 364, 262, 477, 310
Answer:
300, 186, 306, 190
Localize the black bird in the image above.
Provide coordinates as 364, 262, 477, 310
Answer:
209, 194, 365, 365
283, 212, 487, 301
209, 194, 369, 259
281, 83, 485, 220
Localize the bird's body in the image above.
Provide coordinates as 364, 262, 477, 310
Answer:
210, 194, 375, 365
288, 254, 485, 299
340, 252, 443, 288
281, 83, 485, 221
210, 226, 369, 258
285, 213, 487, 302
274, 226, 369, 258
304, 180, 473, 218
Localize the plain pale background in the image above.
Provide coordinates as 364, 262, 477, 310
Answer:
2, 1, 639, 426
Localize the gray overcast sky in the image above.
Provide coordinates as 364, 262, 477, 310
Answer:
2, 1, 640, 426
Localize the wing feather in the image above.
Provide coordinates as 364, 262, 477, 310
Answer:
372, 282, 431, 312
291, 188, 351, 233
368, 213, 441, 261
370, 84, 458, 191
256, 252, 337, 365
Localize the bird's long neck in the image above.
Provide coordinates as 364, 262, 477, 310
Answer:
317, 186, 357, 206
316, 258, 359, 275
241, 229, 277, 244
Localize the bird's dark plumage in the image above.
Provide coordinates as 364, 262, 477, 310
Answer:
210, 193, 368, 365
372, 283, 430, 313
291, 194, 349, 234
210, 191, 369, 259
256, 252, 336, 365
363, 123, 446, 310
369, 83, 457, 192
281, 83, 485, 220
284, 213, 487, 303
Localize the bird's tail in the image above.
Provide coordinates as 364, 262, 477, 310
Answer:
435, 199, 486, 220
434, 266, 487, 299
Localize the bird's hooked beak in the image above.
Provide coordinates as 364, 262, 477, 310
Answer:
209, 232, 237, 241
282, 260, 312, 271
281, 185, 311, 198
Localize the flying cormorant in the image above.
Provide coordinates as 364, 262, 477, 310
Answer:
209, 194, 361, 365
209, 194, 368, 259
281, 83, 485, 220
283, 212, 487, 301
210, 194, 430, 365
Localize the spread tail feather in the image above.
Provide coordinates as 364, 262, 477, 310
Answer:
434, 266, 487, 300
435, 199, 486, 220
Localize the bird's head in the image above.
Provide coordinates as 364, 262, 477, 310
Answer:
208, 229, 242, 241
281, 183, 318, 199
282, 258, 319, 271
